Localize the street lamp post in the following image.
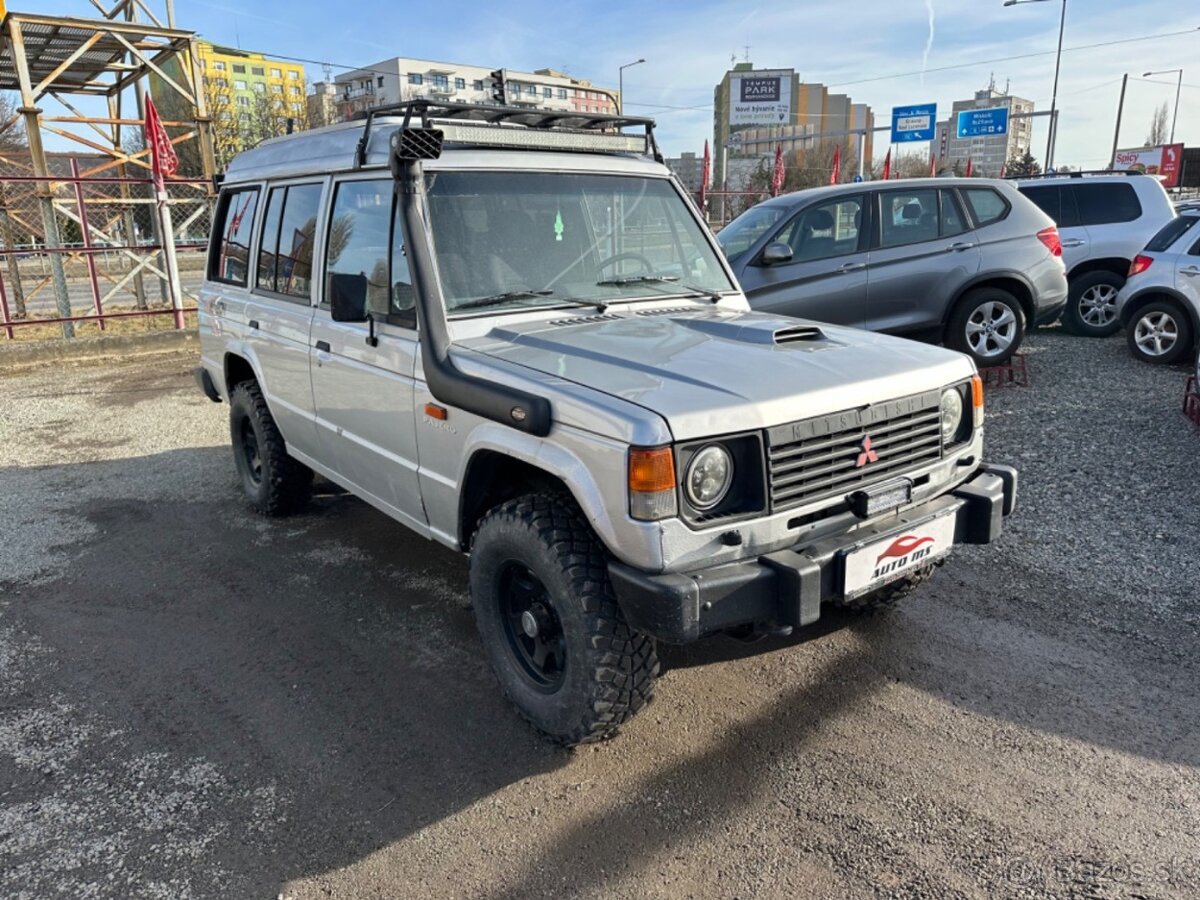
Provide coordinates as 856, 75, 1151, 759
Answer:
1004, 0, 1066, 169
1143, 69, 1184, 144
618, 58, 645, 115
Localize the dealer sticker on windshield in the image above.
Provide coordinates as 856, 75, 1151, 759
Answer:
841, 513, 957, 598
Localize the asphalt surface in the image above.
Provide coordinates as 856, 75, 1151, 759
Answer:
1, 331, 1198, 899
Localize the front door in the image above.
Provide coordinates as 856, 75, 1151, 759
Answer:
308, 177, 428, 534
740, 193, 869, 327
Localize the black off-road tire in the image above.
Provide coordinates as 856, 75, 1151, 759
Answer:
229, 380, 313, 516
1063, 270, 1125, 337
946, 287, 1026, 367
469, 494, 659, 746
834, 564, 937, 613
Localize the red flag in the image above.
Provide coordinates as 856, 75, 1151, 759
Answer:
770, 143, 785, 197
999, 162, 1007, 178
930, 154, 937, 177
829, 144, 841, 185
144, 95, 178, 195
699, 139, 710, 210
881, 148, 892, 181
965, 157, 973, 178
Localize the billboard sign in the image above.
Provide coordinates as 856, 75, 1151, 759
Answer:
891, 103, 936, 143
1112, 144, 1184, 188
956, 106, 1009, 139
729, 70, 792, 126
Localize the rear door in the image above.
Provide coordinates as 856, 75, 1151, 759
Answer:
1020, 184, 1089, 270
308, 176, 427, 534
864, 187, 980, 334
1068, 182, 1144, 269
739, 193, 869, 327
246, 180, 323, 457
1176, 222, 1200, 304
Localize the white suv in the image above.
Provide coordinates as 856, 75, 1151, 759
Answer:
1115, 210, 1200, 365
1015, 172, 1175, 337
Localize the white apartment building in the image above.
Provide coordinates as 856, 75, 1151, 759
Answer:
331, 57, 619, 120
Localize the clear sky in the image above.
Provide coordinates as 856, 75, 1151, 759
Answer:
17, 0, 1200, 169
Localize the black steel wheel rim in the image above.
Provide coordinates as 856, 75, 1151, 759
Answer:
239, 417, 263, 486
498, 561, 566, 693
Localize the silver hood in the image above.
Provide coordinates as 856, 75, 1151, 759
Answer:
465, 307, 975, 441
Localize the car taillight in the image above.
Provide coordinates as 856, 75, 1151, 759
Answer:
1036, 226, 1062, 257
1129, 254, 1153, 276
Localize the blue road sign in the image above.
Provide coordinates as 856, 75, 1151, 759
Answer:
852, 174, 864, 183
891, 104, 936, 143
956, 106, 1009, 139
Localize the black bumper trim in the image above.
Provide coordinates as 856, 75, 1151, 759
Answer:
609, 465, 1016, 644
195, 366, 222, 403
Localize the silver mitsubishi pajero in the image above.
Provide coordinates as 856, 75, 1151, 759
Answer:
195, 101, 1017, 745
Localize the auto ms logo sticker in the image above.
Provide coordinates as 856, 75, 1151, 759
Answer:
855, 435, 879, 468
873, 534, 935, 578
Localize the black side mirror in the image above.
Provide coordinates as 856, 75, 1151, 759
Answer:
329, 272, 370, 322
761, 242, 793, 265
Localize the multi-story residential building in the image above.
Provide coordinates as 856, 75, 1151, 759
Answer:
934, 84, 1034, 176
194, 42, 308, 125
332, 57, 618, 120
713, 63, 874, 182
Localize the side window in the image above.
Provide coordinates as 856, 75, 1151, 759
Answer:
963, 188, 1009, 227
1020, 185, 1060, 224
209, 187, 259, 286
878, 189, 939, 248
256, 183, 322, 300
1072, 183, 1141, 226
326, 179, 393, 315
781, 196, 863, 262
939, 190, 967, 237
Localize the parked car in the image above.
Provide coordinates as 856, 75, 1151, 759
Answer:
1014, 171, 1176, 337
717, 178, 1067, 367
1114, 210, 1200, 364
195, 102, 1016, 745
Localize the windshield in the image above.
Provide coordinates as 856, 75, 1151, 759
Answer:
716, 205, 788, 258
425, 171, 734, 314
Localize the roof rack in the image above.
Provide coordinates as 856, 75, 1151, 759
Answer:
352, 99, 664, 169
1006, 169, 1147, 180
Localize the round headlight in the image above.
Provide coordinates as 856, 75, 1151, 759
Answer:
940, 389, 964, 443
684, 444, 734, 510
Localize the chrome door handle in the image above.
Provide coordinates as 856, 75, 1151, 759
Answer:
836, 262, 866, 273
946, 242, 975, 252
1061, 239, 1087, 248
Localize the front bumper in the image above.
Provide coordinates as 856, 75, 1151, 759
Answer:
609, 464, 1017, 644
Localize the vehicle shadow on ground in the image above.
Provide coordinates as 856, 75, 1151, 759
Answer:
4, 448, 1196, 896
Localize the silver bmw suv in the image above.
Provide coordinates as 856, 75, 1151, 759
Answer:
195, 102, 1016, 745
718, 179, 1068, 367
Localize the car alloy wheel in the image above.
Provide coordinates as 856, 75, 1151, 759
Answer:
965, 300, 1018, 359
1078, 283, 1119, 328
1133, 310, 1179, 357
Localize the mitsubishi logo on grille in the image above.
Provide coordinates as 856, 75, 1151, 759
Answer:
855, 435, 879, 468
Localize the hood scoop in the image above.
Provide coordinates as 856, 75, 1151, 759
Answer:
773, 324, 825, 345
673, 314, 832, 348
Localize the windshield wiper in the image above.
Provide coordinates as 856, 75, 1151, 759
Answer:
595, 274, 722, 303
453, 290, 611, 313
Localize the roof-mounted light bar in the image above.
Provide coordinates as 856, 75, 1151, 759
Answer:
437, 121, 647, 154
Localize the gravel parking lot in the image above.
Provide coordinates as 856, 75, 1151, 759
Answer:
1, 330, 1198, 899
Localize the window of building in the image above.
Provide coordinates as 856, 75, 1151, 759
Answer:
251, 66, 264, 76
218, 110, 232, 122
432, 74, 449, 88
326, 179, 412, 318
289, 85, 301, 96
271, 83, 282, 93
454, 77, 466, 90
213, 60, 226, 71
213, 77, 228, 88
232, 64, 246, 74
778, 196, 865, 261
209, 187, 259, 286
236, 95, 249, 107
408, 72, 423, 85
270, 67, 282, 78
234, 79, 246, 90
962, 187, 1010, 226
288, 70, 299, 80
473, 79, 483, 91
543, 87, 552, 98
252, 82, 265, 93
556, 88, 567, 99
377, 76, 385, 88
257, 183, 322, 300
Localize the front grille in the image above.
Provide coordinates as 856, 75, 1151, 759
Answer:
766, 390, 943, 512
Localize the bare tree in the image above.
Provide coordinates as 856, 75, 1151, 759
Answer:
0, 92, 26, 152
1146, 101, 1169, 146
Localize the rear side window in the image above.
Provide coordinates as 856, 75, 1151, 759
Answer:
962, 188, 1009, 226
209, 187, 259, 286
1068, 183, 1141, 226
939, 189, 968, 237
256, 183, 323, 300
1020, 185, 1059, 222
1145, 215, 1197, 252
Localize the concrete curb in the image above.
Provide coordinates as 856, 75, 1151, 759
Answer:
0, 329, 199, 369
